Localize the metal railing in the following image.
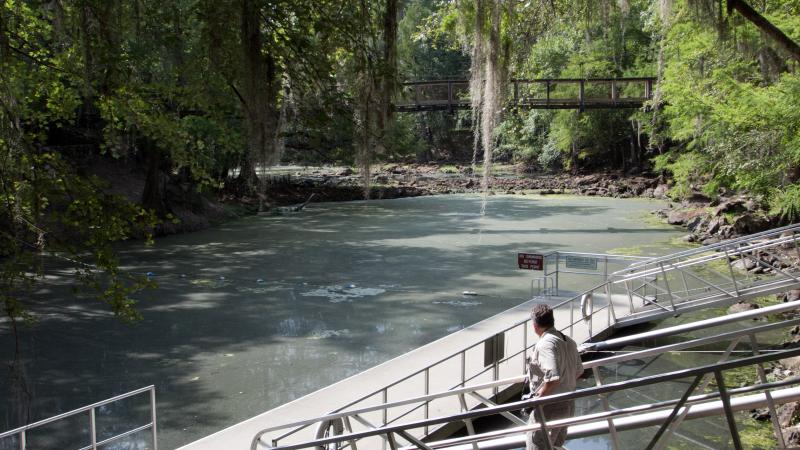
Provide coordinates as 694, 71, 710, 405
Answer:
253, 307, 800, 450
0, 386, 157, 450
531, 251, 649, 298
607, 223, 800, 326
257, 249, 648, 450
394, 78, 656, 113
251, 297, 800, 450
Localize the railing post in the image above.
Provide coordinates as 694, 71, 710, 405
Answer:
90, 407, 97, 450
659, 263, 677, 311
523, 322, 529, 373
535, 405, 554, 450
447, 81, 454, 114
513, 80, 519, 105
424, 368, 430, 435
461, 351, 466, 387
714, 370, 743, 450
592, 367, 622, 450
611, 80, 618, 103
19, 430, 25, 450
748, 334, 787, 448
645, 79, 653, 98
151, 387, 158, 450
546, 81, 551, 106
382, 388, 388, 450
579, 80, 585, 112
724, 249, 740, 296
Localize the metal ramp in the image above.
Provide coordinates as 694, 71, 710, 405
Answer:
252, 299, 800, 450
608, 223, 800, 327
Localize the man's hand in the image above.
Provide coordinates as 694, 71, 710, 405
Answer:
536, 380, 560, 397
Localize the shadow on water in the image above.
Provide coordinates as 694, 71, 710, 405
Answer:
0, 194, 682, 449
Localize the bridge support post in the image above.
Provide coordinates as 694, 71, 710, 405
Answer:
579, 80, 585, 112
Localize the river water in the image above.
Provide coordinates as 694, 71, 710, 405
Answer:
0, 194, 687, 449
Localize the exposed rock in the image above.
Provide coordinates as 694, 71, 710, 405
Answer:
780, 356, 800, 372
714, 198, 747, 216
701, 237, 720, 245
788, 289, 800, 302
784, 425, 800, 447
686, 215, 706, 232
732, 213, 769, 235
683, 191, 712, 204
778, 402, 800, 428
727, 302, 759, 315
682, 234, 696, 243
706, 217, 726, 235
732, 258, 756, 271
653, 184, 670, 199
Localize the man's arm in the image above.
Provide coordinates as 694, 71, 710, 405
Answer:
536, 379, 561, 397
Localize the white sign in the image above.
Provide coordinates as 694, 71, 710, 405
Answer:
565, 255, 598, 270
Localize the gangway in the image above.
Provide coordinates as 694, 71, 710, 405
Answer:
252, 299, 800, 449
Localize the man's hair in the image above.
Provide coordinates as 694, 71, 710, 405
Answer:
532, 304, 555, 328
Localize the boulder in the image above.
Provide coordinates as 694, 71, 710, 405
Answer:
686, 215, 706, 232
685, 191, 712, 204
667, 210, 687, 225
780, 356, 800, 372
713, 198, 747, 216
784, 425, 800, 448
727, 302, 759, 315
732, 213, 769, 235
653, 184, 670, 199
788, 289, 800, 302
701, 237, 720, 245
706, 217, 726, 235
732, 258, 756, 271
779, 402, 800, 428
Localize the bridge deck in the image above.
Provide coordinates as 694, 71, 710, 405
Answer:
394, 78, 655, 112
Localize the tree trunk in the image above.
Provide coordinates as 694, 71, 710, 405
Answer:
0, 4, 9, 63
727, 0, 800, 63
141, 145, 170, 217
380, 0, 398, 129
237, 0, 280, 194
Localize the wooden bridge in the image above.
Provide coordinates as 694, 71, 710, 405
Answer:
394, 77, 655, 113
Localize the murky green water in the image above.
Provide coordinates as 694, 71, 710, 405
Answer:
1, 194, 686, 449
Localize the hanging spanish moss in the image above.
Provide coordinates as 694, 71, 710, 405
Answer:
469, 0, 504, 216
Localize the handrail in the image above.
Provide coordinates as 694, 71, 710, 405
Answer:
252, 301, 798, 449
260, 347, 800, 450
0, 385, 158, 450
584, 298, 800, 351
612, 233, 800, 282
616, 223, 800, 273
406, 379, 800, 450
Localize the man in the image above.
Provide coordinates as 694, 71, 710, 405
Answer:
526, 304, 584, 450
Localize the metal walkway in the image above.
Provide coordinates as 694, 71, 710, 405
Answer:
248, 224, 800, 450
253, 299, 800, 450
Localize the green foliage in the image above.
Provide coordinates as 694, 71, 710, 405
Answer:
769, 184, 800, 223
652, 152, 713, 200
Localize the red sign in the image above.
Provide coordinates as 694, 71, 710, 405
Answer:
518, 253, 543, 270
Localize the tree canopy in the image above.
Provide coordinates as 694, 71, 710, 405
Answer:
1, 0, 800, 328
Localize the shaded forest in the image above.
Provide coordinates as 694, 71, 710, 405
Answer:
1, 0, 799, 323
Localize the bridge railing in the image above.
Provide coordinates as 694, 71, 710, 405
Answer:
394, 78, 656, 112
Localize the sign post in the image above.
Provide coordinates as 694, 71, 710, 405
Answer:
517, 253, 544, 270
